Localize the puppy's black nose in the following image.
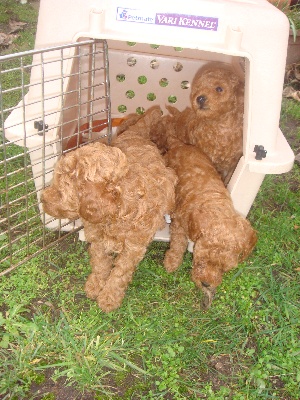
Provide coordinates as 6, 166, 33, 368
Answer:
196, 95, 207, 108
201, 281, 210, 288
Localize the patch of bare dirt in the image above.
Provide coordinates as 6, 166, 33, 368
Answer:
284, 62, 300, 101
29, 369, 95, 400
30, 0, 40, 13
0, 0, 40, 52
281, 117, 300, 155
0, 20, 27, 48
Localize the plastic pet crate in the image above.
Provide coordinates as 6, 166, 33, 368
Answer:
0, 0, 295, 272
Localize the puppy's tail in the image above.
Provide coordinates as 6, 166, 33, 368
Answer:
116, 105, 184, 153
166, 105, 181, 118
143, 104, 185, 153
116, 113, 143, 135
120, 106, 162, 140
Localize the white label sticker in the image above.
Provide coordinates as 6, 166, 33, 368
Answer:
116, 7, 219, 31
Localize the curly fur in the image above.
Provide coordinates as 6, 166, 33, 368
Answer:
168, 62, 244, 184
163, 134, 257, 309
41, 108, 177, 312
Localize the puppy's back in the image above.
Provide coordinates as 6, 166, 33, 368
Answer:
112, 110, 177, 220
165, 143, 231, 211
166, 143, 256, 263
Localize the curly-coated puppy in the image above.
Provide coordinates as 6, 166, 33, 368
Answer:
41, 109, 177, 312
164, 134, 257, 309
168, 62, 244, 184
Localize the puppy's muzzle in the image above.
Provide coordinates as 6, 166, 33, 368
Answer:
201, 281, 210, 288
201, 282, 216, 310
196, 95, 207, 109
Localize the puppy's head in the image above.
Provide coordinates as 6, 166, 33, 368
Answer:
190, 64, 242, 118
191, 218, 257, 309
41, 142, 128, 223
75, 142, 128, 224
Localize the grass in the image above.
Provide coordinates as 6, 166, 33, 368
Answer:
0, 0, 38, 39
0, 0, 37, 124
273, 1, 300, 39
1, 219, 300, 399
0, 1, 300, 399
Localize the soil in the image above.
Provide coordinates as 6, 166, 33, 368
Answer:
29, 369, 95, 400
281, 117, 300, 154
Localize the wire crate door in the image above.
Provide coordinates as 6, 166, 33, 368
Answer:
0, 39, 111, 275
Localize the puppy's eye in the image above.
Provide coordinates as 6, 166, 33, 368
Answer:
216, 86, 223, 92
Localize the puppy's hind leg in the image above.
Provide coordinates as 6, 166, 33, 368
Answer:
164, 218, 188, 273
84, 241, 114, 300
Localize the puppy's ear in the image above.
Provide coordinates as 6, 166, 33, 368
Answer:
78, 181, 121, 223
76, 143, 128, 184
216, 219, 257, 269
50, 151, 77, 187
59, 151, 77, 173
238, 222, 257, 262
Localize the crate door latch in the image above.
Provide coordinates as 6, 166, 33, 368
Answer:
34, 120, 49, 135
254, 145, 267, 160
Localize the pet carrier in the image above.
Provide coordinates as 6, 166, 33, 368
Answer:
0, 0, 295, 273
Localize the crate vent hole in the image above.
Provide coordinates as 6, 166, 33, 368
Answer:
181, 81, 190, 89
127, 57, 137, 67
159, 78, 169, 87
126, 90, 135, 99
116, 74, 125, 82
150, 60, 159, 69
138, 75, 147, 84
168, 95, 177, 104
118, 105, 127, 113
173, 62, 183, 72
147, 93, 156, 101
136, 107, 145, 114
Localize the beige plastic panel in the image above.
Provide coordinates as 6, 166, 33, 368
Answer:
106, 40, 236, 117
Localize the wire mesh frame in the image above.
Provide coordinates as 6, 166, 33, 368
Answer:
0, 39, 111, 276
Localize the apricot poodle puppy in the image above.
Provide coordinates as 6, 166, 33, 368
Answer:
164, 134, 257, 309
168, 62, 244, 184
41, 109, 177, 312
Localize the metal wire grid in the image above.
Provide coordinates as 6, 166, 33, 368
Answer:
0, 39, 111, 275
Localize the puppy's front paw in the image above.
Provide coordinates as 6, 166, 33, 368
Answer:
97, 289, 124, 313
163, 250, 181, 273
84, 273, 104, 299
